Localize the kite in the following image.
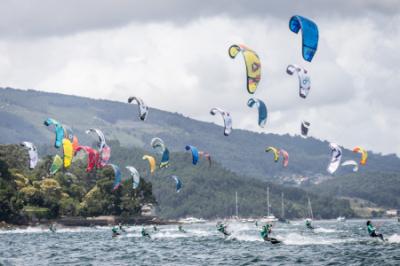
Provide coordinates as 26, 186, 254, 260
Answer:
228, 44, 261, 94
20, 141, 38, 169
287, 64, 311, 98
265, 146, 280, 162
126, 166, 140, 189
142, 155, 156, 173
353, 146, 368, 165
247, 98, 267, 128
185, 145, 199, 165
327, 143, 342, 174
128, 96, 148, 121
289, 15, 319, 62
210, 107, 232, 136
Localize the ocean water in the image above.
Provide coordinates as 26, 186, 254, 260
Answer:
0, 219, 399, 265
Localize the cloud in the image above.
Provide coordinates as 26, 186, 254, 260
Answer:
0, 0, 399, 38
0, 9, 398, 155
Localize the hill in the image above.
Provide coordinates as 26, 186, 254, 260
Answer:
309, 172, 400, 212
0, 87, 399, 186
0, 142, 355, 222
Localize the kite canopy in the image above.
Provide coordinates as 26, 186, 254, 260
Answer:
75, 146, 99, 172
20, 141, 38, 169
98, 145, 111, 168
327, 143, 342, 174
151, 138, 169, 168
128, 96, 148, 121
353, 146, 368, 165
279, 149, 289, 168
142, 155, 156, 173
63, 125, 75, 142
289, 15, 319, 62
86, 128, 107, 151
210, 107, 232, 136
247, 98, 267, 128
301, 121, 311, 137
341, 160, 359, 172
44, 118, 64, 148
185, 145, 199, 165
50, 154, 63, 175
287, 64, 311, 98
126, 166, 140, 189
62, 139, 73, 168
108, 164, 122, 191
265, 146, 280, 162
172, 175, 182, 193
151, 138, 166, 154
228, 44, 261, 94
199, 151, 212, 167
160, 148, 170, 168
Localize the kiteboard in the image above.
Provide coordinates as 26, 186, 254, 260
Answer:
264, 237, 281, 244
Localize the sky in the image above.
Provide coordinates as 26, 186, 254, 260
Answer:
0, 0, 399, 155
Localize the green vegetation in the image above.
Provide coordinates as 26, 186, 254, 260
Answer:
0, 87, 399, 184
0, 88, 397, 222
0, 142, 355, 223
309, 172, 400, 210
0, 144, 156, 224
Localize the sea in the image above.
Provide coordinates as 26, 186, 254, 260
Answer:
0, 219, 399, 265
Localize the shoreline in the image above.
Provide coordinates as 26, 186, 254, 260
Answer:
0, 216, 180, 229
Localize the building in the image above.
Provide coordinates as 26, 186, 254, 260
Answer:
385, 209, 398, 217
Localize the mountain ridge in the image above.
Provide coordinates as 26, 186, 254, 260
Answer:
1, 87, 399, 186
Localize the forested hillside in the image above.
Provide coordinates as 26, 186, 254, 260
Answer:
0, 87, 399, 185
1, 142, 355, 222
309, 172, 400, 210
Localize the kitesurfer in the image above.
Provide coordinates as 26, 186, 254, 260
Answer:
178, 225, 186, 233
49, 223, 56, 233
112, 226, 120, 237
142, 227, 151, 238
153, 225, 158, 232
305, 219, 314, 230
216, 222, 230, 236
366, 221, 384, 241
260, 223, 272, 241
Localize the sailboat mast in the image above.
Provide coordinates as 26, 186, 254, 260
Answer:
267, 186, 270, 216
308, 197, 314, 220
281, 192, 285, 218
235, 191, 238, 218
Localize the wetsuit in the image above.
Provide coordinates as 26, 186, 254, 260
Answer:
142, 228, 151, 238
112, 227, 120, 237
367, 224, 384, 241
305, 220, 314, 230
217, 224, 230, 236
178, 226, 186, 233
260, 224, 272, 241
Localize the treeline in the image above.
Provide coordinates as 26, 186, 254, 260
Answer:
94, 141, 355, 219
1, 87, 400, 185
0, 144, 156, 224
309, 172, 400, 209
0, 141, 356, 223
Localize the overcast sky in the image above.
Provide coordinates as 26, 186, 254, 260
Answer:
0, 0, 399, 155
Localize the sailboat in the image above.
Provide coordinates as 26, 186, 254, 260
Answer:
278, 192, 290, 223
232, 191, 239, 220
260, 186, 278, 223
305, 196, 314, 222
336, 216, 346, 222
336, 184, 346, 222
